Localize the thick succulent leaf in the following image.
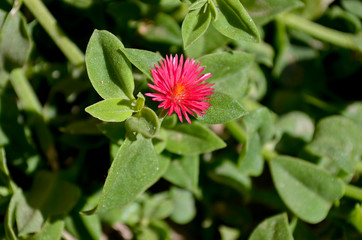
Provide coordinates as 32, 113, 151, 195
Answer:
212, 0, 260, 42
125, 107, 160, 138
0, 11, 31, 72
85, 99, 134, 122
170, 187, 196, 224
242, 0, 304, 25
95, 134, 161, 214
249, 213, 293, 240
120, 48, 163, 80
305, 116, 362, 177
85, 30, 134, 99
165, 123, 226, 155
269, 156, 345, 223
197, 91, 248, 124
163, 155, 199, 194
198, 52, 254, 105
182, 5, 212, 49
15, 171, 80, 237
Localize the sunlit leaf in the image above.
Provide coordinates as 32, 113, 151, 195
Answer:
85, 30, 134, 99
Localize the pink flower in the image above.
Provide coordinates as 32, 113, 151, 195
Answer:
145, 54, 214, 124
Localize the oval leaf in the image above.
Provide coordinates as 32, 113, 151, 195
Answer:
182, 6, 212, 49
163, 155, 199, 194
96, 134, 161, 213
269, 156, 345, 223
243, 0, 304, 26
0, 12, 31, 72
166, 123, 226, 155
249, 213, 293, 240
120, 48, 163, 80
85, 30, 134, 99
212, 0, 260, 42
125, 107, 160, 138
197, 91, 248, 124
198, 52, 254, 105
170, 187, 196, 224
85, 99, 134, 122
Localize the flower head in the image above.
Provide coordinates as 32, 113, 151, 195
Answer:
145, 54, 214, 123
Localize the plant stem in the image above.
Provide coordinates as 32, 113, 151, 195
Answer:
344, 184, 362, 201
261, 147, 278, 162
225, 121, 247, 144
280, 13, 362, 52
302, 93, 339, 113
10, 68, 59, 171
23, 0, 84, 65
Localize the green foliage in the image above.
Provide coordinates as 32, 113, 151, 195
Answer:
249, 213, 293, 240
85, 30, 134, 99
1, 0, 362, 239
165, 123, 226, 155
95, 134, 161, 214
269, 156, 344, 223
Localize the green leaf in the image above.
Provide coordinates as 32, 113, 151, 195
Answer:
142, 192, 174, 220
0, 147, 15, 193
170, 187, 196, 224
275, 111, 314, 142
299, 0, 334, 20
95, 134, 161, 213
269, 156, 345, 223
97, 122, 126, 144
242, 0, 304, 25
274, 111, 314, 155
348, 203, 362, 233
189, 0, 208, 10
198, 52, 254, 105
212, 0, 260, 42
239, 133, 264, 177
242, 107, 274, 144
342, 0, 362, 19
305, 116, 362, 177
28, 217, 64, 240
342, 101, 362, 125
247, 63, 268, 100
165, 123, 226, 155
4, 189, 22, 240
139, 12, 182, 46
120, 48, 163, 80
85, 30, 134, 99
15, 171, 81, 237
219, 225, 240, 240
163, 155, 199, 194
182, 5, 212, 49
125, 107, 160, 138
233, 40, 275, 67
85, 99, 134, 122
185, 24, 230, 59
209, 159, 251, 193
197, 91, 248, 124
0, 11, 31, 72
65, 196, 102, 240
60, 119, 102, 135
248, 213, 293, 240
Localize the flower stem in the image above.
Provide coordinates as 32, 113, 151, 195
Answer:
280, 13, 362, 52
10, 68, 59, 171
225, 121, 247, 144
23, 0, 84, 65
344, 184, 362, 201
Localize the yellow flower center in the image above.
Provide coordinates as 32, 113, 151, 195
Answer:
173, 84, 186, 100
